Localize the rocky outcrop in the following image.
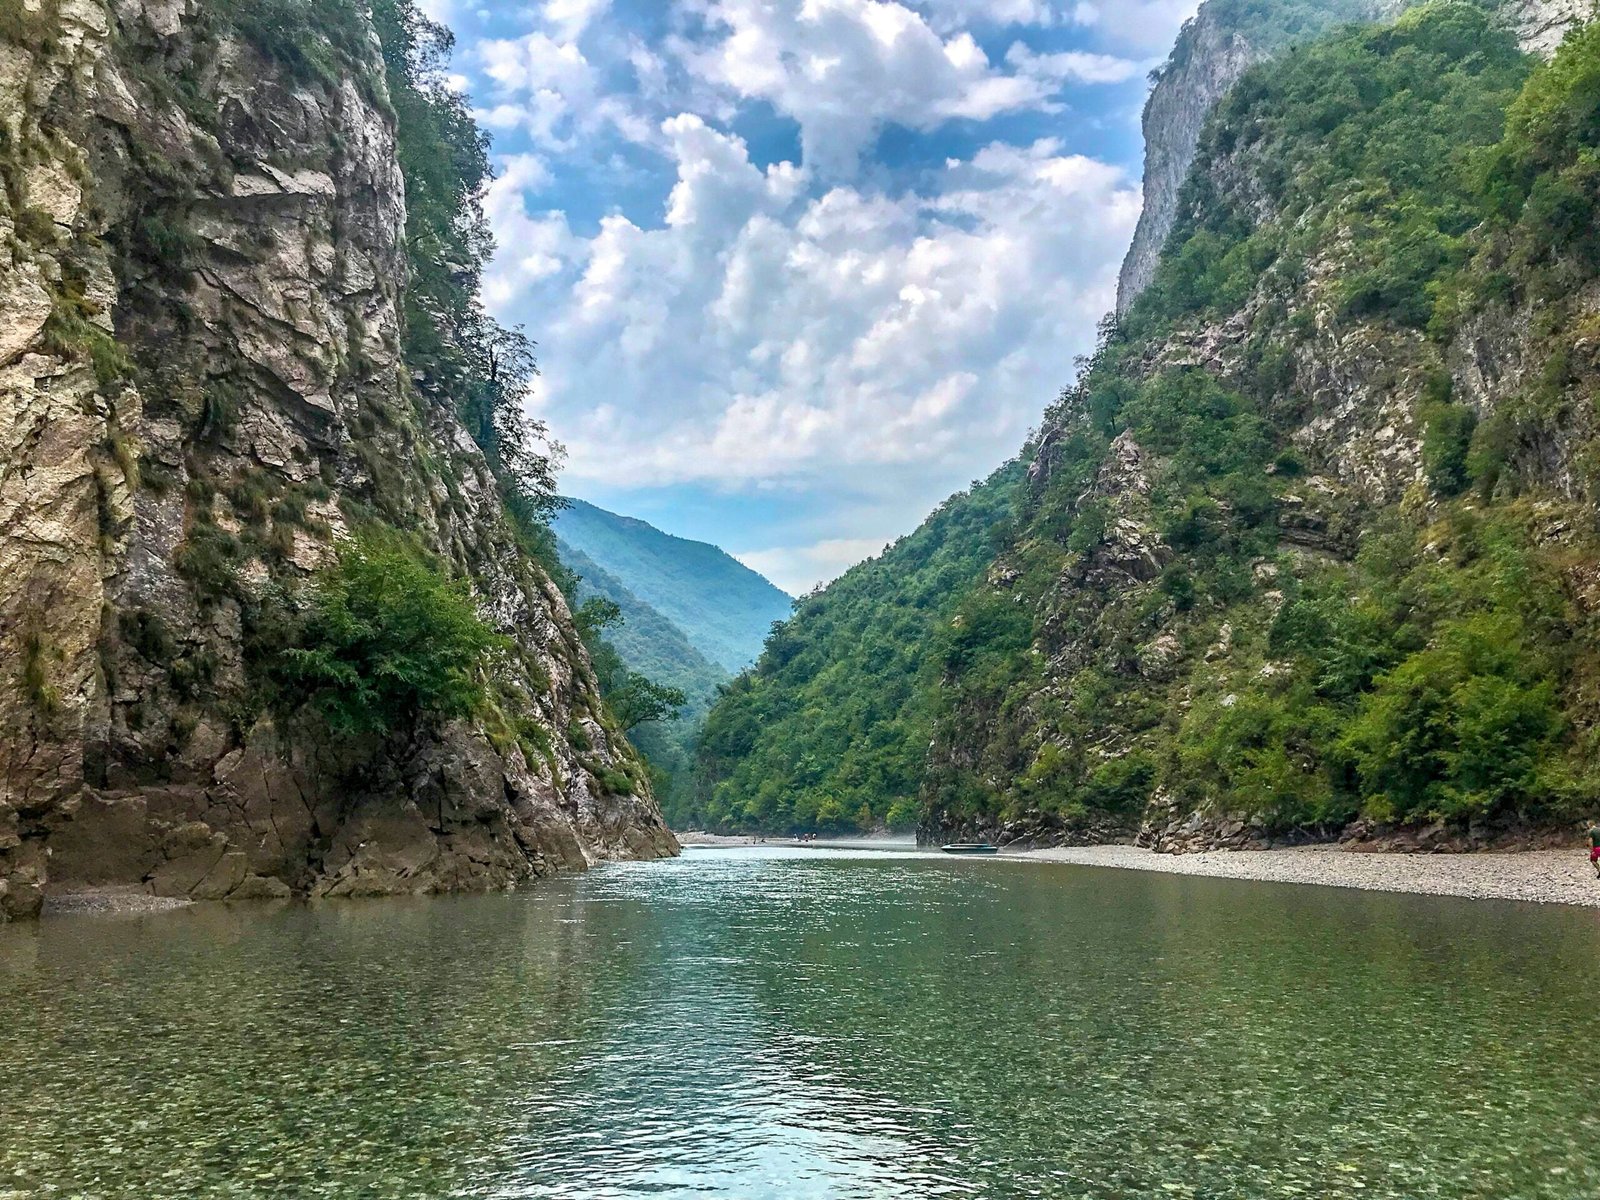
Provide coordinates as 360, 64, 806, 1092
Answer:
1116, 0, 1592, 316
1503, 0, 1598, 52
919, 807, 1133, 851
0, 0, 675, 919
1116, 4, 1263, 316
921, 1, 1600, 857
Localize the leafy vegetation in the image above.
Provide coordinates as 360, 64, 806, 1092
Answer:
1167, 505, 1583, 828
699, 2, 1600, 839
558, 538, 728, 813
692, 465, 1023, 833
263, 530, 504, 736
554, 500, 793, 674
1158, 0, 1395, 80
368, 0, 565, 530
1133, 2, 1530, 341
210, 0, 562, 532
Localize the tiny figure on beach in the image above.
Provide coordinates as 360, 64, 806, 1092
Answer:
1589, 822, 1600, 878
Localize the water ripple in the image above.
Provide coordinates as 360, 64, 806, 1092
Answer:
2, 847, 1599, 1197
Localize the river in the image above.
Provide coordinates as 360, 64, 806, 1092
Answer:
2, 844, 1598, 1198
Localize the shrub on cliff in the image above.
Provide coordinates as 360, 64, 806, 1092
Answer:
269, 531, 504, 736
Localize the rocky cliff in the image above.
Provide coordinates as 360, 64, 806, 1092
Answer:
921, 1, 1600, 851
1116, 2, 1268, 315
0, 0, 676, 920
1115, 0, 1591, 316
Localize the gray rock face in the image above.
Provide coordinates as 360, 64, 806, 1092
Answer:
1115, 5, 1262, 317
1115, 0, 1590, 318
1503, 0, 1598, 52
934, 0, 1600, 857
0, 0, 676, 919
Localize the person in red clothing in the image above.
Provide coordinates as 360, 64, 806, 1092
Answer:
1590, 823, 1600, 878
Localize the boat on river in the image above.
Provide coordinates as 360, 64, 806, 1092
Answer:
941, 843, 998, 856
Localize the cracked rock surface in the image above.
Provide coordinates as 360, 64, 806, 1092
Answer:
0, 0, 676, 919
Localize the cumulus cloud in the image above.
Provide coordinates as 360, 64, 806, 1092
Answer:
490, 116, 1138, 500
679, 0, 1138, 173
453, 0, 1202, 588
541, 0, 611, 42
911, 0, 1203, 51
1070, 0, 1202, 52
476, 22, 658, 150
917, 0, 1063, 27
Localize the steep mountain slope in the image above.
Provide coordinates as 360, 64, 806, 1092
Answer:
557, 539, 729, 712
1117, 0, 1414, 315
554, 499, 792, 673
558, 536, 727, 823
698, 0, 1600, 846
929, 0, 1600, 849
0, 0, 674, 919
1119, 1, 1596, 315
693, 465, 1023, 832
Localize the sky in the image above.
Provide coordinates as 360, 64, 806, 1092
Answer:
420, 0, 1201, 594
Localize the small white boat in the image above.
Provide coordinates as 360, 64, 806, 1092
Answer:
941, 843, 998, 856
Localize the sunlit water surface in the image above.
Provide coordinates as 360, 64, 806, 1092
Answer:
3, 844, 1599, 1198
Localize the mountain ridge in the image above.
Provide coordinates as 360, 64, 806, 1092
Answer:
554, 498, 792, 674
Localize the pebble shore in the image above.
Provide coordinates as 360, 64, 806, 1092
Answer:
1011, 844, 1600, 907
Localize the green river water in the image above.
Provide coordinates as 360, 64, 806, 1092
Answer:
2, 844, 1598, 1199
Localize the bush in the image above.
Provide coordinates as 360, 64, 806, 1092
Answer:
270, 531, 503, 735
1422, 402, 1478, 496
1342, 615, 1565, 819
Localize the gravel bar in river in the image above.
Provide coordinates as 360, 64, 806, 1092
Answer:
1011, 843, 1600, 907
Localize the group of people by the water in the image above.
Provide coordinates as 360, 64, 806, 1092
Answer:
795, 833, 820, 844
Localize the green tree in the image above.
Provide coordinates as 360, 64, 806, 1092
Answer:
608, 676, 689, 732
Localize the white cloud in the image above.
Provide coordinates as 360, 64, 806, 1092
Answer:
737, 538, 892, 595
1069, 0, 1202, 53
680, 0, 1136, 174
916, 0, 1060, 29
1004, 42, 1142, 85
489, 118, 1139, 513
459, 0, 1204, 589
476, 22, 659, 150
542, 0, 611, 42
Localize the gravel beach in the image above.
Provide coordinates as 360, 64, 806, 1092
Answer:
1010, 843, 1600, 907
40, 888, 195, 916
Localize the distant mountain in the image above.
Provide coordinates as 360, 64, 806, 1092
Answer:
553, 499, 793, 673
556, 539, 729, 719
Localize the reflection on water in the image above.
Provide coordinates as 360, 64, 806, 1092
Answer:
2, 846, 1599, 1198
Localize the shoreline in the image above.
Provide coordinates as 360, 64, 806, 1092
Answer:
33, 842, 1600, 915
1006, 843, 1600, 908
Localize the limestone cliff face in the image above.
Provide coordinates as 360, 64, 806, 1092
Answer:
0, 0, 676, 920
1115, 4, 1264, 317
1115, 0, 1590, 317
1503, 0, 1600, 51
921, 2, 1600, 853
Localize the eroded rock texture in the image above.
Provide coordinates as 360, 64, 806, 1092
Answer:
1115, 0, 1588, 317
925, 1, 1600, 853
0, 0, 676, 919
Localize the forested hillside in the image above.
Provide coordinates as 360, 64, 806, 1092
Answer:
692, 465, 1022, 832
554, 500, 792, 674
558, 540, 729, 713
697, 0, 1600, 847
557, 537, 727, 818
